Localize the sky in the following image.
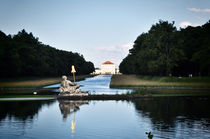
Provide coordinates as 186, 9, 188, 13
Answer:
0, 0, 210, 68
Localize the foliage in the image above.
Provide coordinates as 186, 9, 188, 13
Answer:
132, 89, 151, 95
0, 29, 95, 77
120, 20, 210, 76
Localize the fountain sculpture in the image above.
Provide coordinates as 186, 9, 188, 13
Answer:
58, 75, 88, 96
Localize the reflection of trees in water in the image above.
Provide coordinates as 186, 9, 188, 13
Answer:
0, 99, 56, 136
132, 97, 210, 131
58, 100, 89, 119
0, 100, 56, 122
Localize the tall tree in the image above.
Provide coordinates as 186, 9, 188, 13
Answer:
0, 30, 95, 77
120, 20, 210, 76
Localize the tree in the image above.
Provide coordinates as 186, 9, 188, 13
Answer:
0, 30, 95, 77
120, 20, 210, 76
120, 20, 184, 76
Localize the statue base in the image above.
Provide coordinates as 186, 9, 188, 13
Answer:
59, 75, 89, 98
57, 92, 89, 99
58, 92, 89, 97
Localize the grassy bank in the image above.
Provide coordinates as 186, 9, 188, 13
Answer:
128, 89, 210, 97
110, 75, 210, 88
0, 95, 56, 98
0, 75, 94, 88
57, 91, 210, 100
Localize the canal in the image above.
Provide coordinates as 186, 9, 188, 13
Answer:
0, 75, 210, 139
44, 74, 132, 94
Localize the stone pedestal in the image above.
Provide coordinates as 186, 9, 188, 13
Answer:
58, 92, 89, 97
58, 75, 88, 97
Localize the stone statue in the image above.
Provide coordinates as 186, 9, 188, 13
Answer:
58, 75, 88, 96
59, 75, 80, 94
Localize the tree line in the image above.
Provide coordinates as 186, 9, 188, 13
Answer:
0, 29, 95, 77
120, 20, 210, 76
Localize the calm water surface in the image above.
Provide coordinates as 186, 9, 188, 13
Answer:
1, 75, 210, 139
44, 75, 132, 94
0, 98, 210, 139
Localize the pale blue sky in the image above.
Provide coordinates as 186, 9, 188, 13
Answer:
0, 0, 210, 67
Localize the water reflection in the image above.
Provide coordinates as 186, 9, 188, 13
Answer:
0, 97, 210, 138
132, 97, 210, 138
0, 100, 56, 138
0, 100, 55, 122
58, 100, 89, 119
58, 99, 89, 133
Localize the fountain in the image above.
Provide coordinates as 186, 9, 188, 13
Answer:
58, 75, 88, 97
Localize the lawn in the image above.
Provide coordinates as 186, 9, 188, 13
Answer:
127, 88, 210, 97
0, 75, 94, 88
110, 75, 210, 88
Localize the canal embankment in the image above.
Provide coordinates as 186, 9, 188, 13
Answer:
0, 75, 95, 89
0, 75, 95, 97
1, 74, 210, 100
110, 74, 210, 88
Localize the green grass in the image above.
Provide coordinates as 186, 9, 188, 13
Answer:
138, 76, 210, 82
0, 76, 55, 82
0, 75, 95, 98
110, 75, 210, 88
0, 95, 56, 98
0, 75, 94, 88
129, 88, 210, 97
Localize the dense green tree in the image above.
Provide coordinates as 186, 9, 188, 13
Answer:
173, 21, 210, 76
120, 20, 210, 76
120, 54, 136, 74
0, 30, 95, 77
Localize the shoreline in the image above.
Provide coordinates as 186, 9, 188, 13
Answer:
1, 94, 210, 101
110, 86, 210, 90
0, 74, 95, 89
1, 87, 210, 101
57, 93, 210, 100
110, 75, 210, 88
0, 97, 55, 101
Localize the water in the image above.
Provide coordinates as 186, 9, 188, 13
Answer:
44, 75, 132, 94
1, 75, 210, 138
0, 98, 210, 139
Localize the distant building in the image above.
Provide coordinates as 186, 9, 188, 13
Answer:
101, 61, 115, 74
92, 61, 120, 75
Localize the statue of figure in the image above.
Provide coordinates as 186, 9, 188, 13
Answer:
59, 75, 81, 94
